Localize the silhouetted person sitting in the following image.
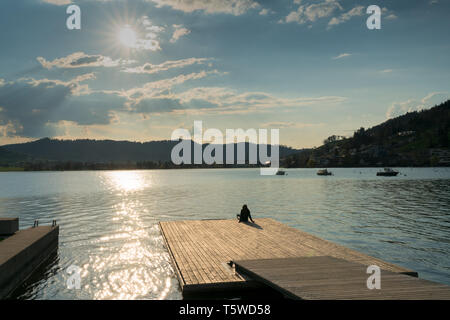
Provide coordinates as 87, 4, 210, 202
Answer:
237, 204, 254, 223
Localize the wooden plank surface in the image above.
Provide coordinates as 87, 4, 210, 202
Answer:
0, 225, 59, 298
234, 256, 450, 300
159, 218, 417, 293
0, 226, 56, 264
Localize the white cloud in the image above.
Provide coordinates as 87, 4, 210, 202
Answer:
37, 52, 135, 69
332, 53, 352, 60
41, 0, 71, 5
131, 38, 161, 51
137, 16, 165, 50
261, 121, 324, 129
122, 70, 225, 105
21, 73, 96, 96
380, 69, 393, 73
328, 5, 364, 27
166, 87, 347, 115
380, 7, 397, 21
259, 8, 272, 16
386, 92, 449, 119
0, 121, 21, 138
284, 2, 389, 28
170, 25, 191, 43
149, 0, 260, 15
284, 0, 342, 24
385, 14, 398, 20
123, 58, 211, 74
109, 80, 347, 116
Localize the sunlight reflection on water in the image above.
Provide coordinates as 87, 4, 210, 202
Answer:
87, 172, 174, 300
106, 171, 149, 193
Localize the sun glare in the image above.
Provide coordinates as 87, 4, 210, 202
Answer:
108, 171, 146, 192
118, 25, 137, 48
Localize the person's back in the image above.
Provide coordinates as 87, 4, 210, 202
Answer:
237, 205, 254, 223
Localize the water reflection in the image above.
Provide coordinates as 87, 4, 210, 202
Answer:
89, 171, 174, 299
106, 171, 148, 193
91, 201, 172, 300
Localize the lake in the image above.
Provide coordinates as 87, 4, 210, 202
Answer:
0, 168, 449, 299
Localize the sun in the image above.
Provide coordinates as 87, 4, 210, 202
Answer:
118, 25, 137, 48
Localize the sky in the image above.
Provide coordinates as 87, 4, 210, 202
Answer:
0, 0, 449, 148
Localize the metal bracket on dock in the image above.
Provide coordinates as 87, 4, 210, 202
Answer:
32, 220, 58, 228
221, 262, 236, 276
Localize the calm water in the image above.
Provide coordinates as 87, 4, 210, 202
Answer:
0, 168, 449, 299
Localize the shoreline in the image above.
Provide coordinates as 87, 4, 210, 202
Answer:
1, 165, 450, 172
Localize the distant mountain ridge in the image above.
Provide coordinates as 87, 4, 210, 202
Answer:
0, 138, 302, 164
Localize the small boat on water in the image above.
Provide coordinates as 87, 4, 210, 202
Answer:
317, 169, 332, 176
376, 168, 399, 176
276, 169, 286, 175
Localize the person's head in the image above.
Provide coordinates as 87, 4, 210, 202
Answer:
242, 204, 247, 209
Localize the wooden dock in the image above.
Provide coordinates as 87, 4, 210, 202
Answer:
234, 256, 450, 300
158, 218, 442, 299
0, 225, 59, 298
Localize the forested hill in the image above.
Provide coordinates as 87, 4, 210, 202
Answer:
1, 138, 301, 165
2, 139, 178, 163
284, 99, 450, 167
0, 147, 31, 163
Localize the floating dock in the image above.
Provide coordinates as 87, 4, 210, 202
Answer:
0, 222, 59, 299
234, 256, 450, 299
159, 218, 450, 299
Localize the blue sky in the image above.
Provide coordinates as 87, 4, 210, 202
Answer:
0, 0, 449, 148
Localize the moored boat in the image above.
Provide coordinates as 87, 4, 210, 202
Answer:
317, 169, 332, 176
376, 168, 399, 176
